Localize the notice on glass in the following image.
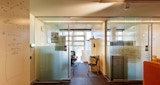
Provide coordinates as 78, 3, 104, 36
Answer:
51, 32, 59, 43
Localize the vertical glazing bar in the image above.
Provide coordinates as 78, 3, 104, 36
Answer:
67, 24, 70, 78
104, 20, 107, 78
150, 24, 153, 61
148, 24, 150, 61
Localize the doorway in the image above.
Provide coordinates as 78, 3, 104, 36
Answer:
33, 17, 105, 82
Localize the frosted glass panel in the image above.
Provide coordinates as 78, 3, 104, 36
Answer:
35, 24, 69, 81
106, 18, 151, 80
36, 45, 69, 80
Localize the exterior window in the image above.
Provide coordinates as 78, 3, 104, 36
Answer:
61, 30, 86, 59
74, 32, 84, 35
74, 37, 84, 41
107, 30, 123, 45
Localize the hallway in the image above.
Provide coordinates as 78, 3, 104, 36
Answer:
34, 63, 142, 85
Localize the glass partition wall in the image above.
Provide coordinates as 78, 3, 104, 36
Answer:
35, 21, 102, 81
106, 17, 154, 80
35, 23, 70, 81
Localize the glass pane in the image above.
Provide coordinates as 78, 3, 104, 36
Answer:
107, 36, 110, 41
74, 37, 84, 40
62, 31, 73, 36
86, 32, 91, 40
69, 31, 73, 35
70, 46, 84, 61
66, 37, 72, 40
117, 36, 123, 40
74, 31, 84, 35
73, 42, 84, 46
106, 18, 151, 81
107, 31, 110, 35
117, 31, 123, 35
66, 42, 72, 45
36, 27, 69, 81
62, 31, 68, 35
107, 42, 110, 45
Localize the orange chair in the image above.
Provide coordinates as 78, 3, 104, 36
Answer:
143, 61, 160, 85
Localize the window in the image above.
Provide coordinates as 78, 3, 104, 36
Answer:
116, 31, 123, 41
61, 30, 86, 60
74, 32, 84, 35
107, 29, 123, 45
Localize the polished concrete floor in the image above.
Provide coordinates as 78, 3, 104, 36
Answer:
34, 63, 142, 85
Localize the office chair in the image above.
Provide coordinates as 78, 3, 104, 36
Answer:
87, 56, 99, 76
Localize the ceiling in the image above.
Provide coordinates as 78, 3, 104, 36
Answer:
30, 0, 160, 30
30, 0, 160, 17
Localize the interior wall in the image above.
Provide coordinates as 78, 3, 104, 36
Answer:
30, 14, 36, 83
0, 0, 30, 85
106, 21, 151, 80
124, 24, 150, 80
34, 22, 69, 80
152, 24, 160, 58
102, 22, 106, 75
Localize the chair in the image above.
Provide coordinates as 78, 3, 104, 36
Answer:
71, 51, 76, 66
88, 56, 99, 76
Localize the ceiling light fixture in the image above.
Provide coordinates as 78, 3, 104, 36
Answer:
108, 20, 160, 23
124, 2, 130, 10
44, 20, 104, 23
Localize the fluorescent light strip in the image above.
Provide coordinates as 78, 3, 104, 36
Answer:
108, 20, 160, 23
44, 21, 104, 23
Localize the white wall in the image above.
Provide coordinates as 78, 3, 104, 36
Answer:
0, 0, 30, 85
152, 24, 160, 58
102, 22, 106, 75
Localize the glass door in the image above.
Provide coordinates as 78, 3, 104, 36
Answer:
106, 17, 152, 80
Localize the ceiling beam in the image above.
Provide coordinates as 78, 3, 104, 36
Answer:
100, 0, 160, 2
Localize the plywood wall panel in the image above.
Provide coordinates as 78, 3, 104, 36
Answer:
0, 0, 29, 85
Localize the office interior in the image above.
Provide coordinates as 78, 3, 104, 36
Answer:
1, 0, 160, 85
